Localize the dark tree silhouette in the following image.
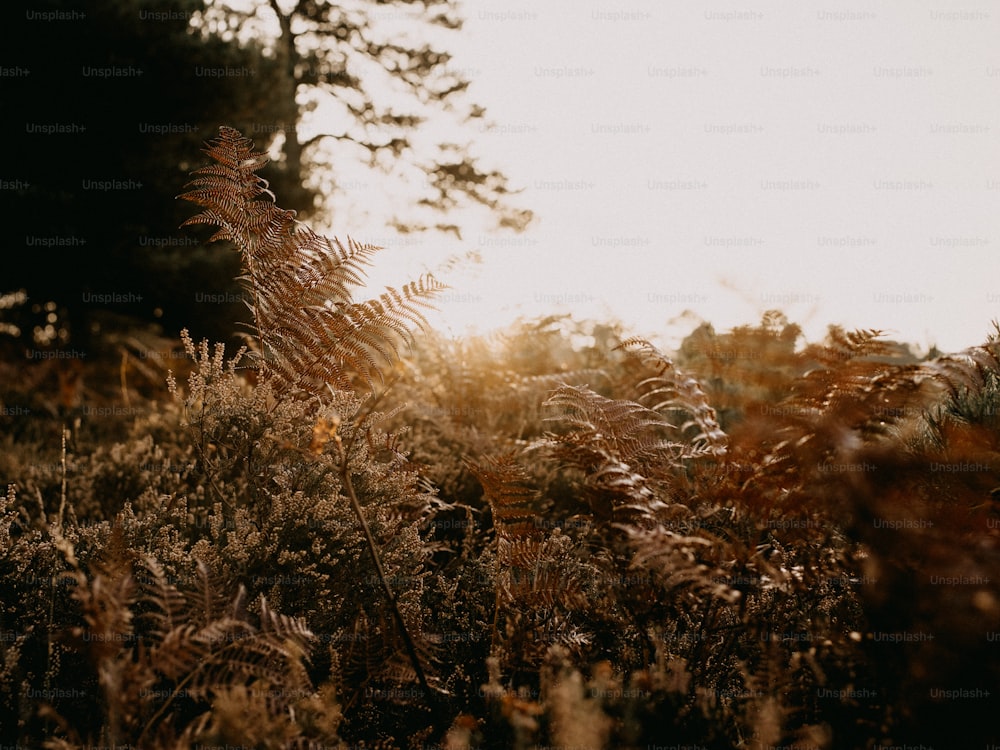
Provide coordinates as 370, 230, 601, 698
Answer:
1, 0, 291, 349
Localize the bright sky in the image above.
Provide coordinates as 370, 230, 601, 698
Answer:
333, 0, 1000, 353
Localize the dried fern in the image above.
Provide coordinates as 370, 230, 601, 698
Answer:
537, 385, 681, 529
468, 454, 597, 673
543, 384, 682, 469
50, 539, 325, 748
179, 126, 446, 396
617, 337, 727, 457
467, 453, 545, 542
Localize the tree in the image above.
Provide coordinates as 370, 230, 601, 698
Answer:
194, 0, 533, 235
2, 0, 530, 357
2, 0, 293, 349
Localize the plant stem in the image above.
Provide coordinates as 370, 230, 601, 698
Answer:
334, 433, 439, 708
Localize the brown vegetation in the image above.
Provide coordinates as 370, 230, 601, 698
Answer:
1, 129, 997, 749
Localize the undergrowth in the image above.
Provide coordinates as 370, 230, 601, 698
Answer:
1, 128, 998, 748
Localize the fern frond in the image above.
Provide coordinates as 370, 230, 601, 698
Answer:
467, 453, 545, 540
137, 555, 188, 643
128, 559, 318, 745
542, 384, 679, 469
495, 536, 590, 611
618, 337, 728, 455
258, 595, 313, 660
624, 525, 737, 604
191, 558, 233, 625
583, 458, 670, 526
924, 342, 1000, 406
179, 126, 446, 396
805, 325, 891, 367
340, 609, 441, 704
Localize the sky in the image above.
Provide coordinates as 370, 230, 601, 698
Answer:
345, 0, 999, 354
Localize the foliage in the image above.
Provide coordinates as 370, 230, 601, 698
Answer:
178, 126, 446, 395
196, 0, 533, 234
2, 130, 999, 748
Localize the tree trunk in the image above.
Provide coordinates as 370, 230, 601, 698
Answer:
270, 0, 308, 211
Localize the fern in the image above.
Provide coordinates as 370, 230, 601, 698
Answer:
543, 384, 681, 469
179, 126, 446, 396
40, 531, 329, 748
467, 453, 545, 542
538, 384, 682, 529
617, 337, 727, 457
468, 454, 597, 675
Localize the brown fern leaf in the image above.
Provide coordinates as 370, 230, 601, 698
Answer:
538, 384, 684, 526
136, 557, 207, 684
803, 325, 892, 367
189, 558, 236, 625
339, 609, 442, 704
186, 615, 308, 698
583, 458, 666, 527
625, 525, 738, 605
134, 570, 317, 744
137, 556, 189, 642
469, 453, 601, 598
617, 337, 728, 456
762, 328, 931, 455
496, 535, 591, 612
179, 126, 446, 396
68, 559, 137, 667
257, 595, 314, 666
64, 550, 153, 741
542, 383, 680, 469
467, 453, 546, 541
